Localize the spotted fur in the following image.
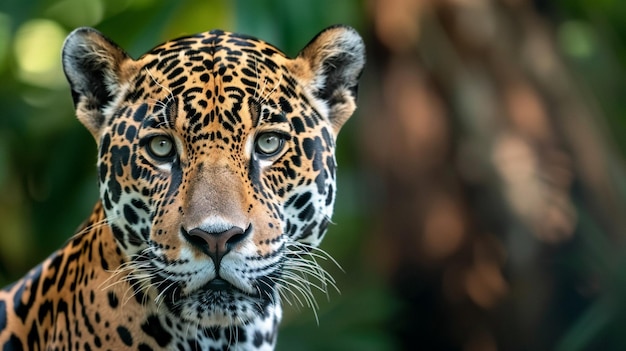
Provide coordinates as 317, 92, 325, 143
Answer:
0, 25, 364, 350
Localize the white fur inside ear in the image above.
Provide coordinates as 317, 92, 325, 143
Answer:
310, 27, 365, 96
297, 25, 366, 132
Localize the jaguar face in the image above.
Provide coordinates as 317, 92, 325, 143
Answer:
62, 26, 365, 326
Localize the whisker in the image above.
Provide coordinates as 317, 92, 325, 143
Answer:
263, 74, 283, 104
145, 68, 175, 105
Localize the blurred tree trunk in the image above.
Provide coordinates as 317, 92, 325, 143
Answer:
360, 1, 625, 350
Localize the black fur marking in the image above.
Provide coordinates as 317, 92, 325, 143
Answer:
156, 56, 179, 72
0, 300, 6, 331
41, 256, 61, 295
116, 121, 126, 135
55, 299, 71, 345
99, 134, 111, 159
107, 178, 122, 204
125, 125, 137, 141
26, 319, 41, 350
130, 154, 142, 181
107, 291, 119, 308
116, 326, 133, 346
111, 144, 130, 172
141, 315, 172, 347
37, 299, 53, 326
253, 330, 263, 348
110, 225, 126, 248
123, 204, 139, 224
278, 97, 293, 113
78, 291, 96, 335
98, 243, 109, 271
227, 37, 256, 47
131, 198, 150, 213
293, 192, 312, 210
133, 103, 148, 122
108, 144, 130, 202
4, 334, 24, 351
166, 66, 184, 80
224, 326, 247, 343
298, 203, 315, 222
13, 266, 42, 323
261, 47, 278, 56
325, 183, 334, 206
166, 161, 183, 198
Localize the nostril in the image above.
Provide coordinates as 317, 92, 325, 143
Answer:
186, 233, 209, 248
225, 224, 252, 247
226, 233, 244, 246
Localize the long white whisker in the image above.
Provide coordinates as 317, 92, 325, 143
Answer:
263, 74, 283, 104
145, 68, 175, 104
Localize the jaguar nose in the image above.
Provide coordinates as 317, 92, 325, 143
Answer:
184, 225, 251, 266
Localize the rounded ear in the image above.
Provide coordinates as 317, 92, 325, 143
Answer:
296, 25, 366, 134
62, 27, 132, 138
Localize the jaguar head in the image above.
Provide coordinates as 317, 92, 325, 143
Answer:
62, 26, 364, 326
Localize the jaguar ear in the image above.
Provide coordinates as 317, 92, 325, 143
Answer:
62, 27, 133, 139
296, 25, 366, 135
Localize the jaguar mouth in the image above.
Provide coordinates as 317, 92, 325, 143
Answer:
203, 278, 234, 292
199, 277, 261, 298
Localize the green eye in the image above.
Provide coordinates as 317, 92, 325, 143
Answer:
148, 135, 175, 159
255, 132, 285, 156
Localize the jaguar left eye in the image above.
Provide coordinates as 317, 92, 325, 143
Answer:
147, 135, 176, 159
255, 132, 285, 157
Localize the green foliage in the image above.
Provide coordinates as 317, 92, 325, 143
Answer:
554, 0, 626, 155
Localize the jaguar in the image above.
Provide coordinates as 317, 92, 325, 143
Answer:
0, 24, 364, 350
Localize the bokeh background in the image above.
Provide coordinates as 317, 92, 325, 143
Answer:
1, 0, 626, 350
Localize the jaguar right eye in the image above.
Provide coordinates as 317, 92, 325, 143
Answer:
147, 135, 176, 160
254, 132, 286, 158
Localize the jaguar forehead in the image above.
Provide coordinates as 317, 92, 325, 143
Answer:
131, 37, 288, 136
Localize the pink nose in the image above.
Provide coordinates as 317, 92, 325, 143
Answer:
185, 226, 250, 267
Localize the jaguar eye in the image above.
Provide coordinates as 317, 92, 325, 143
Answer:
148, 135, 175, 159
255, 132, 285, 157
